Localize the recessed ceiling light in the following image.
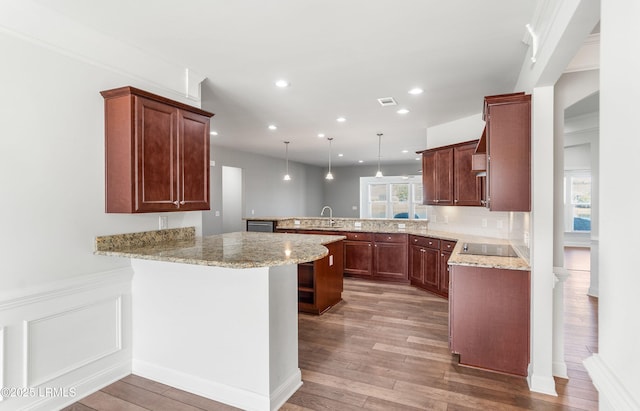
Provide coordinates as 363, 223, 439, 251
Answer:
275, 79, 290, 88
338, 153, 344, 157
415, 157, 421, 161
336, 117, 346, 122
210, 131, 218, 136
408, 88, 424, 95
397, 108, 410, 115
317, 133, 325, 138
358, 160, 364, 163
268, 125, 277, 130
402, 149, 409, 153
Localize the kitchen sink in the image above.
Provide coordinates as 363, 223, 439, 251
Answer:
459, 243, 518, 257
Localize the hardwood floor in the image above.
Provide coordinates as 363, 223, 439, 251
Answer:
63, 250, 598, 410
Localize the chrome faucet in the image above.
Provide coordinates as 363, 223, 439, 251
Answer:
320, 206, 333, 226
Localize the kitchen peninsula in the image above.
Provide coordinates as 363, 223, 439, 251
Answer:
94, 227, 345, 411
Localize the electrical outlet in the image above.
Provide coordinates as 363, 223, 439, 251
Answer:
294, 220, 301, 225
159, 216, 168, 230
251, 209, 255, 215
352, 205, 358, 210
497, 220, 504, 229
215, 210, 220, 216
481, 218, 487, 228
444, 215, 449, 224
524, 231, 530, 247
398, 223, 406, 229
354, 222, 362, 228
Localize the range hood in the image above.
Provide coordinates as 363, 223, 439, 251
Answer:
472, 127, 487, 175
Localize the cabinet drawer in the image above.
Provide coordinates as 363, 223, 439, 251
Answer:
442, 240, 457, 252
374, 233, 407, 243
344, 232, 373, 241
410, 236, 440, 249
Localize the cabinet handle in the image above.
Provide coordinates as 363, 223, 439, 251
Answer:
454, 199, 458, 203
387, 236, 391, 240
428, 242, 433, 245
180, 200, 186, 205
421, 249, 425, 253
173, 200, 179, 208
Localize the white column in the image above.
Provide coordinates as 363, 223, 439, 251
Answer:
552, 267, 570, 378
528, 86, 557, 396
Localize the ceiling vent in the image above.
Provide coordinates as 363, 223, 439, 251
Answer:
377, 97, 397, 107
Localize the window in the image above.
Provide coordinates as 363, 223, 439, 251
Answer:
564, 170, 591, 232
360, 176, 426, 219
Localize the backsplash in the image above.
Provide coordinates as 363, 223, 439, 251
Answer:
425, 206, 510, 238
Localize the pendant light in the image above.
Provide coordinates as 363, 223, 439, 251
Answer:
325, 137, 334, 180
283, 141, 291, 181
375, 133, 383, 178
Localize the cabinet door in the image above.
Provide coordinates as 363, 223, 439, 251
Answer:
434, 148, 454, 205
373, 241, 408, 281
178, 110, 210, 210
439, 251, 452, 297
409, 245, 424, 283
135, 96, 179, 212
454, 143, 482, 206
344, 240, 372, 277
422, 152, 436, 205
486, 97, 531, 211
423, 247, 440, 292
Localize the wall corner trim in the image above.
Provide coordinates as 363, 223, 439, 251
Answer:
584, 354, 640, 410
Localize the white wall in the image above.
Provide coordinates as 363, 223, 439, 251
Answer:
205, 145, 324, 234
0, 23, 203, 292
0, 4, 206, 408
584, 1, 640, 409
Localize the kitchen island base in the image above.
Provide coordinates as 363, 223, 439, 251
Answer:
130, 259, 301, 411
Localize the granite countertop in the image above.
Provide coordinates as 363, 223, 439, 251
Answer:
94, 227, 346, 269
272, 219, 530, 271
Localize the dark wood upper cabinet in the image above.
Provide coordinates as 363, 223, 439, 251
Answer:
421, 148, 453, 205
419, 140, 480, 207
454, 142, 483, 206
484, 92, 531, 212
101, 86, 214, 213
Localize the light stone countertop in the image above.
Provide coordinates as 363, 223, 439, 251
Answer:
267, 218, 530, 271
94, 227, 345, 269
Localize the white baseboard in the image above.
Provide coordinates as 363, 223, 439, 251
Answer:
133, 359, 301, 411
0, 267, 133, 411
26, 361, 131, 411
584, 354, 640, 411
527, 364, 558, 396
552, 361, 568, 379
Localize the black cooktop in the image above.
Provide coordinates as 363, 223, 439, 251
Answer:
460, 243, 518, 257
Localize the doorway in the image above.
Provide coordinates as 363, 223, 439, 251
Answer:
222, 166, 243, 233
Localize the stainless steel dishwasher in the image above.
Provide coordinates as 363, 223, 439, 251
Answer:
246, 220, 276, 232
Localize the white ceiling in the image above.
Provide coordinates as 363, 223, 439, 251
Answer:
38, 0, 538, 167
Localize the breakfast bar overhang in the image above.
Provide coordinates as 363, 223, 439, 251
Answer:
95, 229, 345, 411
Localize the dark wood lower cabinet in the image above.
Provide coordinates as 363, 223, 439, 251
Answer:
343, 232, 373, 278
298, 240, 344, 315
449, 265, 530, 376
409, 236, 456, 298
344, 233, 408, 283
372, 234, 408, 282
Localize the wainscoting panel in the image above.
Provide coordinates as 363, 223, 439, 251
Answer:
24, 297, 122, 387
0, 267, 133, 410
